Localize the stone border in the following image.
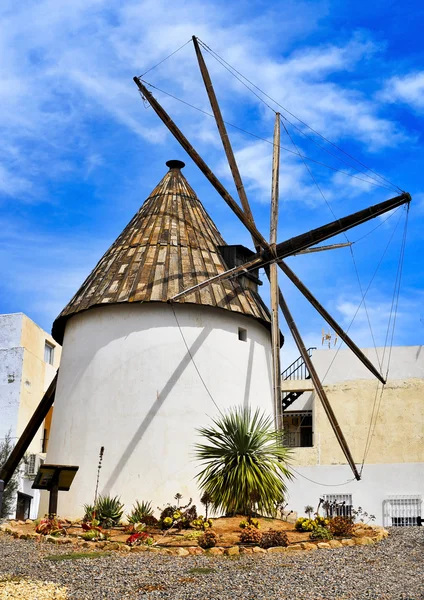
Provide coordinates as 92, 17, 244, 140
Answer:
0, 522, 389, 556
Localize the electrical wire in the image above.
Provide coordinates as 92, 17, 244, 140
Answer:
141, 80, 396, 192
197, 38, 402, 193
290, 466, 357, 487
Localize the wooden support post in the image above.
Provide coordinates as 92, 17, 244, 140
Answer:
0, 373, 58, 487
270, 113, 282, 430
48, 471, 60, 516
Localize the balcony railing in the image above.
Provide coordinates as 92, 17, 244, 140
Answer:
281, 348, 316, 381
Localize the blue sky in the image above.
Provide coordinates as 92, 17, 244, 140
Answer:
1, 0, 423, 368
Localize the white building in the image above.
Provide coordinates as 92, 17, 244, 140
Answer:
282, 345, 424, 526
44, 160, 275, 518
0, 313, 60, 519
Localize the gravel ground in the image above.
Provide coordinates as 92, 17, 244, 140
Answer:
0, 528, 422, 600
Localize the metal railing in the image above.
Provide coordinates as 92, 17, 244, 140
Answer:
281, 348, 316, 381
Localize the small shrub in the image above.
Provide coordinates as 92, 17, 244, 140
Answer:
239, 518, 259, 529
310, 526, 333, 541
158, 496, 197, 530
198, 530, 218, 549
328, 516, 354, 537
140, 515, 158, 527
127, 500, 153, 524
35, 515, 66, 536
81, 529, 109, 542
184, 531, 203, 540
239, 526, 262, 545
83, 504, 96, 522
126, 531, 154, 547
295, 516, 329, 532
191, 517, 213, 530
95, 495, 124, 528
259, 529, 289, 549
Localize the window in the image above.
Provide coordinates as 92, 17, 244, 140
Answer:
44, 341, 55, 365
283, 411, 313, 447
383, 495, 422, 527
238, 327, 247, 342
322, 494, 353, 517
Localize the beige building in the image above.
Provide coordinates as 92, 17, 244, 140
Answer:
0, 313, 61, 519
282, 345, 424, 526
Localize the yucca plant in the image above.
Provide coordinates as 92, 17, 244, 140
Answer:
95, 495, 124, 528
195, 406, 292, 516
127, 500, 154, 524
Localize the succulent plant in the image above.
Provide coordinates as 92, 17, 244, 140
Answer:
198, 530, 218, 549
259, 529, 289, 549
127, 500, 154, 524
95, 495, 124, 527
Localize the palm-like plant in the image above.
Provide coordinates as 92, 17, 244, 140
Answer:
195, 406, 292, 516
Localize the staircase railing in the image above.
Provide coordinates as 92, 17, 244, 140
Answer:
281, 347, 316, 381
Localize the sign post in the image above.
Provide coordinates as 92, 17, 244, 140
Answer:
32, 465, 78, 516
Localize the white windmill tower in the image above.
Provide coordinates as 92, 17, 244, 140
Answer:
42, 159, 276, 517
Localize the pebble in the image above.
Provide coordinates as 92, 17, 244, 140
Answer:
0, 528, 422, 599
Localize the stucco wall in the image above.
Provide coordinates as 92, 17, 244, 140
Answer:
46, 302, 273, 518
286, 462, 424, 526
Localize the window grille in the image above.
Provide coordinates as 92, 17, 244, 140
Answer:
322, 494, 353, 517
383, 495, 422, 527
26, 454, 36, 476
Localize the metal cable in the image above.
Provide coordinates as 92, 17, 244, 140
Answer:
197, 38, 402, 193
141, 80, 395, 191
138, 39, 192, 78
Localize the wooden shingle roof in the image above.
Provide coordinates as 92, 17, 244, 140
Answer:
52, 161, 271, 343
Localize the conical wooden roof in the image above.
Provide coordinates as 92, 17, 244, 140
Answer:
52, 161, 271, 343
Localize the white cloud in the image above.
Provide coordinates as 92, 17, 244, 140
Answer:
380, 71, 424, 111
0, 0, 409, 207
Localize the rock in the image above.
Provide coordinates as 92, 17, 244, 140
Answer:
9, 521, 17, 527
225, 546, 239, 556
239, 547, 253, 554
46, 536, 59, 544
353, 528, 368, 537
17, 520, 26, 525
207, 547, 224, 555
172, 547, 190, 556
187, 546, 205, 555
267, 546, 287, 553
328, 540, 342, 548
286, 544, 302, 552
55, 537, 72, 545
317, 542, 331, 549
104, 542, 121, 551
25, 519, 33, 524
341, 539, 355, 547
252, 546, 266, 554
131, 545, 149, 553
19, 533, 31, 540
354, 537, 374, 546
118, 544, 131, 552
301, 542, 317, 551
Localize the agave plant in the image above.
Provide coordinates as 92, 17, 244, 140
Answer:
127, 500, 154, 524
95, 494, 124, 527
195, 406, 292, 516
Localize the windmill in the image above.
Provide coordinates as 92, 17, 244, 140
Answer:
133, 36, 410, 481
0, 37, 411, 508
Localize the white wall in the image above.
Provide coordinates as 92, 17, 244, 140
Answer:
312, 345, 424, 384
46, 302, 273, 519
286, 463, 424, 526
0, 314, 24, 443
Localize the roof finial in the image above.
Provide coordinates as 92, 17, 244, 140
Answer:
166, 159, 185, 170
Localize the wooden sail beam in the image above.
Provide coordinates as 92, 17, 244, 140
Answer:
277, 289, 361, 480
295, 242, 352, 254
133, 77, 269, 250
269, 113, 282, 430
0, 373, 58, 487
277, 261, 385, 384
170, 191, 410, 301
192, 36, 259, 248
